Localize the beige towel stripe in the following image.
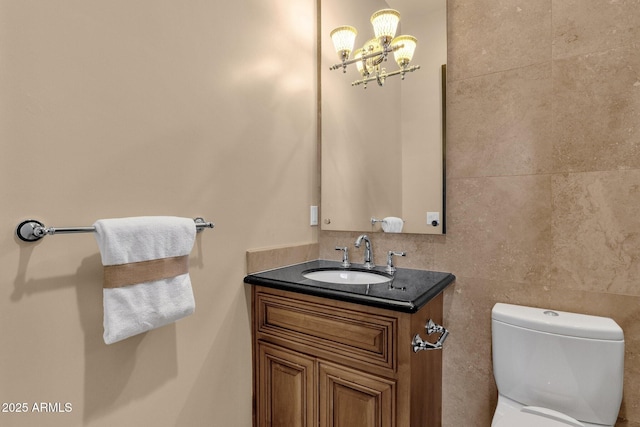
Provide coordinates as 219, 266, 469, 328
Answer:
103, 255, 189, 289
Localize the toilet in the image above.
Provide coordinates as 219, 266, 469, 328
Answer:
491, 303, 625, 427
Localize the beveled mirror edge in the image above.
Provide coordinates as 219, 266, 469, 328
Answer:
442, 63, 447, 234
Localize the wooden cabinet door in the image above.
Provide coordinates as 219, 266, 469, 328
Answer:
257, 342, 316, 427
319, 362, 396, 427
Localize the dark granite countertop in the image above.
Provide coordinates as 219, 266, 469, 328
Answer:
244, 260, 455, 313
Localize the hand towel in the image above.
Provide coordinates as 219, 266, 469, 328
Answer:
93, 216, 197, 345
381, 217, 404, 233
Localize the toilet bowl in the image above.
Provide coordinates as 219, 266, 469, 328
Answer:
491, 303, 624, 427
494, 405, 584, 427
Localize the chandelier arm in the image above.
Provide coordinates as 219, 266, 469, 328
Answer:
329, 44, 404, 72
351, 64, 420, 87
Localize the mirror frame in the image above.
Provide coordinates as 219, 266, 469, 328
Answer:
441, 63, 447, 234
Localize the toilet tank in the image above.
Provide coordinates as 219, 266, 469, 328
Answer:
492, 303, 624, 426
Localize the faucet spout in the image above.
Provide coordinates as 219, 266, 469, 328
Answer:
354, 234, 375, 269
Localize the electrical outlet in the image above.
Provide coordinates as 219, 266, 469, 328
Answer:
310, 206, 318, 226
427, 212, 440, 227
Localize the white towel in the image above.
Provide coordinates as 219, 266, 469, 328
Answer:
381, 217, 404, 233
93, 216, 197, 345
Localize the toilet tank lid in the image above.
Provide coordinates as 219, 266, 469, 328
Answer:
492, 303, 624, 341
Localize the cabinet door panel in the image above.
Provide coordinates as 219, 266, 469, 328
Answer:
319, 362, 395, 427
258, 342, 316, 427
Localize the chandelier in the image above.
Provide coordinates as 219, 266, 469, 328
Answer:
329, 9, 420, 88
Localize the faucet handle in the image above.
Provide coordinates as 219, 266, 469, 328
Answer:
386, 251, 406, 273
335, 246, 351, 268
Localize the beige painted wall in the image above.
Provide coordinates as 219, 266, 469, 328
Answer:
0, 1, 317, 426
3, 1, 637, 426
321, 0, 640, 426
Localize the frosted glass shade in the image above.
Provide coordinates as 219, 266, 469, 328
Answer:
370, 9, 400, 43
330, 26, 357, 59
392, 35, 417, 68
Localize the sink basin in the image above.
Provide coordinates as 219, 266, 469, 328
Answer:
302, 268, 391, 285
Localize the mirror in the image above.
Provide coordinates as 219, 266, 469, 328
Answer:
320, 0, 447, 234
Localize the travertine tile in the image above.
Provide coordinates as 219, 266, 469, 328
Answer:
439, 175, 552, 284
552, 44, 640, 173
442, 279, 496, 427
246, 243, 318, 274
320, 3, 640, 425
319, 230, 445, 271
552, 170, 640, 296
448, 0, 551, 81
447, 63, 554, 178
553, 0, 640, 59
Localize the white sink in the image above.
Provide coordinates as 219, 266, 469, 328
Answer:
303, 269, 391, 285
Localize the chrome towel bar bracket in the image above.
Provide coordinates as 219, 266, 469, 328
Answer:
16, 217, 214, 243
411, 319, 449, 353
371, 217, 386, 225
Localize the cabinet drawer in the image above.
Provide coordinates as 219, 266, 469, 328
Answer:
255, 291, 397, 371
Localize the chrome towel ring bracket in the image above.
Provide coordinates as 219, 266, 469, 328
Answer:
15, 217, 214, 243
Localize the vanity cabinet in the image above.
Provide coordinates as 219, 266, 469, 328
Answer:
257, 342, 315, 427
252, 285, 444, 427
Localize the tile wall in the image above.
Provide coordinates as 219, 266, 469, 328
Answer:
320, 1, 640, 425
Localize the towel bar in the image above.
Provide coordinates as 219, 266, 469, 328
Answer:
16, 217, 214, 242
371, 217, 387, 225
371, 217, 406, 226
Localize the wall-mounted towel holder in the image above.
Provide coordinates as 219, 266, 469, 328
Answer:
371, 217, 387, 225
371, 217, 406, 226
16, 217, 214, 242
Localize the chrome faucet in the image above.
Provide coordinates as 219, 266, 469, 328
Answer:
354, 234, 374, 269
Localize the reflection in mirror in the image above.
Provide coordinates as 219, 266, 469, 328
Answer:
320, 0, 446, 235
